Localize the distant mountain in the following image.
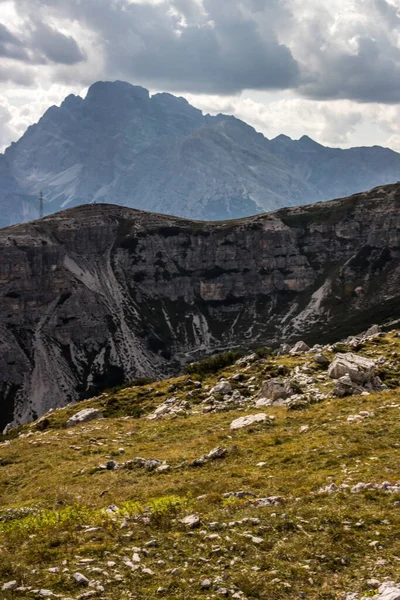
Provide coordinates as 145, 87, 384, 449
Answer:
1, 80, 400, 227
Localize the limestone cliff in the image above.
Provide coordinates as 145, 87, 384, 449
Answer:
1, 183, 400, 428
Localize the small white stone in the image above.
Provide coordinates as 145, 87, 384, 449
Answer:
2, 581, 18, 591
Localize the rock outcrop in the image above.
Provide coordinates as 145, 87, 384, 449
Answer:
2, 183, 400, 427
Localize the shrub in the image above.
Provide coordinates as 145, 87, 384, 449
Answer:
254, 347, 273, 359
149, 495, 190, 526
184, 351, 242, 376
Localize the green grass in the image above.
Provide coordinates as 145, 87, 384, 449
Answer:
1, 333, 400, 598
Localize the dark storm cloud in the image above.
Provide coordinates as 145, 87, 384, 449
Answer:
28, 21, 86, 65
11, 0, 300, 94
3, 0, 400, 103
0, 17, 85, 68
0, 23, 29, 60
108, 0, 299, 93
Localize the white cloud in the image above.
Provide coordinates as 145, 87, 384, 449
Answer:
182, 91, 400, 149
0, 0, 400, 151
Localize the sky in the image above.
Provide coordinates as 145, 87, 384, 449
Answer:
1, 0, 400, 152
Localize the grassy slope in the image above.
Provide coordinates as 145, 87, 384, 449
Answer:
1, 335, 400, 599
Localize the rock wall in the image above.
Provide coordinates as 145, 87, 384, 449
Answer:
1, 183, 400, 427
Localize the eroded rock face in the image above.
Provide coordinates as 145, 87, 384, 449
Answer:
2, 183, 400, 427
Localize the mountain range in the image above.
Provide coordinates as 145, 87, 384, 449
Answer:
1, 182, 400, 428
1, 80, 400, 227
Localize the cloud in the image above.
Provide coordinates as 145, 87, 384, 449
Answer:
0, 64, 35, 86
183, 92, 365, 146
7, 0, 299, 94
0, 95, 16, 148
1, 0, 400, 151
289, 0, 400, 103
1, 0, 400, 101
0, 22, 28, 60
28, 21, 86, 65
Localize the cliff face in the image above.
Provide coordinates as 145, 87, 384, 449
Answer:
1, 183, 400, 428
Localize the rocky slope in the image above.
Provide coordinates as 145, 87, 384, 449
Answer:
2, 80, 400, 227
1, 329, 400, 599
1, 183, 400, 428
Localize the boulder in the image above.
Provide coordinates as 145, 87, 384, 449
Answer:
290, 341, 310, 355
364, 324, 382, 338
210, 380, 232, 395
230, 413, 269, 431
258, 378, 294, 404
332, 374, 364, 398
277, 343, 291, 355
66, 408, 103, 428
373, 582, 400, 600
313, 353, 330, 367
287, 396, 311, 410
328, 352, 376, 385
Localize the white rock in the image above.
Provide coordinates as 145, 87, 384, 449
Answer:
2, 581, 18, 591
230, 413, 268, 431
156, 464, 171, 474
367, 579, 381, 589
66, 409, 103, 428
375, 582, 400, 600
72, 572, 89, 586
180, 514, 201, 528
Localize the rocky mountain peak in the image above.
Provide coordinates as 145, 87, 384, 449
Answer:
297, 134, 324, 149
2, 80, 400, 228
86, 80, 150, 105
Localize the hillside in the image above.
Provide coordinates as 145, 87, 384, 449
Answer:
1, 327, 400, 599
2, 182, 400, 429
2, 80, 400, 227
